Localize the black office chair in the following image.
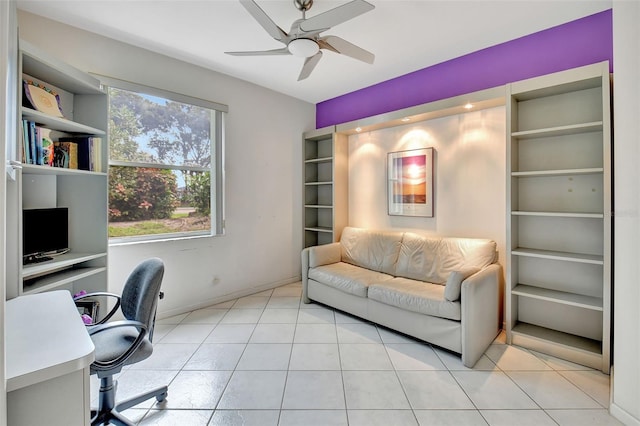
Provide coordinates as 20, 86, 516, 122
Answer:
74, 258, 168, 426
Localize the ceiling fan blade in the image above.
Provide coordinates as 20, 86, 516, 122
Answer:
298, 51, 323, 81
300, 0, 374, 33
239, 0, 288, 42
226, 47, 291, 56
320, 35, 374, 64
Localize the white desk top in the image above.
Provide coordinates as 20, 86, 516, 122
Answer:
6, 290, 95, 392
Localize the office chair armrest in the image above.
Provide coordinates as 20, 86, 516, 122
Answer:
74, 292, 121, 325
88, 319, 148, 371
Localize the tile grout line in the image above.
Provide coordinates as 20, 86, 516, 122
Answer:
377, 324, 422, 426
117, 283, 614, 425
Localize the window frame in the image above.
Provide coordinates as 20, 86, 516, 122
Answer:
98, 75, 227, 244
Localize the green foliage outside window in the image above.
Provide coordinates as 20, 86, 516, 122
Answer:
182, 171, 211, 216
109, 167, 178, 221
108, 86, 214, 238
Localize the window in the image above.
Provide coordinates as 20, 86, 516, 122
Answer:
104, 78, 226, 242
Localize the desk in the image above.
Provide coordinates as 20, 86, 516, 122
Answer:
6, 290, 95, 425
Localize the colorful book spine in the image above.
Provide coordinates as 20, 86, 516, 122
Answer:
28, 121, 36, 165
40, 127, 55, 166
34, 126, 43, 165
57, 136, 102, 171
92, 137, 102, 172
21, 119, 30, 164
53, 141, 78, 169
59, 136, 90, 170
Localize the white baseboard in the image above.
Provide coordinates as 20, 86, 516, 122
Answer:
610, 402, 640, 426
157, 275, 302, 319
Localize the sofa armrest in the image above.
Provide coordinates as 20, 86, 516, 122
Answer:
309, 242, 341, 268
460, 263, 501, 367
301, 242, 341, 303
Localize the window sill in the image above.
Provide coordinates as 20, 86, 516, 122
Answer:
109, 230, 223, 247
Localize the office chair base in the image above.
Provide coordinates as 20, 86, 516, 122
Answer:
116, 385, 168, 412
91, 408, 134, 426
91, 376, 168, 426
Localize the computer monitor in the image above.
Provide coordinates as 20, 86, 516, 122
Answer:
23, 207, 69, 263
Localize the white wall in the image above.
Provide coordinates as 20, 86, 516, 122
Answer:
1, 1, 17, 422
611, 1, 640, 425
348, 106, 507, 269
17, 11, 315, 317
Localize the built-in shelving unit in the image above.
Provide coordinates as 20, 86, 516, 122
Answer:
303, 127, 348, 248
6, 40, 108, 299
505, 62, 611, 373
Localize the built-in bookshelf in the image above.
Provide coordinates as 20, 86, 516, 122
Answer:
505, 62, 611, 373
303, 127, 348, 248
6, 40, 108, 299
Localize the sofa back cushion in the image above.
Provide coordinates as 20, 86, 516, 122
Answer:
340, 227, 403, 275
396, 232, 496, 284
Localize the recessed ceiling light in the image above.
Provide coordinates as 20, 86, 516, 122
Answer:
464, 103, 473, 109
355, 127, 362, 132
401, 117, 410, 122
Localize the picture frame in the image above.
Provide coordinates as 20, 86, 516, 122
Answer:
387, 148, 434, 217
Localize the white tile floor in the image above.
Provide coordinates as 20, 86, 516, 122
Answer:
92, 281, 623, 426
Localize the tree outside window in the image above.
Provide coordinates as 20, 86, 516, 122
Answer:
107, 85, 224, 241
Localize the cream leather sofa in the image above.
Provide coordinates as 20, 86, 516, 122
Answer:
301, 227, 501, 367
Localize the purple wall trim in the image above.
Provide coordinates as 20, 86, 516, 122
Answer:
316, 9, 613, 129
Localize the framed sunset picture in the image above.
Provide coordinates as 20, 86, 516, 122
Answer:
387, 148, 434, 217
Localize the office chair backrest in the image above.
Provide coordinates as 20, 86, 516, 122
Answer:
121, 257, 164, 340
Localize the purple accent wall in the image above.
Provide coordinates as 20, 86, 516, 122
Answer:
316, 9, 613, 129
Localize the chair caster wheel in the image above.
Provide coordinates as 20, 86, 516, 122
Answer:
156, 391, 167, 403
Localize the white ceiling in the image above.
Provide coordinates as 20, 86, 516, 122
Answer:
16, 0, 611, 104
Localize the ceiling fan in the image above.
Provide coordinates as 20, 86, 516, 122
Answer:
226, 0, 375, 81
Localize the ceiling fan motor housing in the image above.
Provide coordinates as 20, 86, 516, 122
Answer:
294, 0, 314, 12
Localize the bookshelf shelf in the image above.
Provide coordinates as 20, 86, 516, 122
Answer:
21, 41, 104, 95
511, 121, 603, 139
22, 252, 107, 280
21, 107, 106, 135
511, 247, 604, 264
512, 284, 603, 311
21, 163, 107, 177
511, 211, 604, 219
23, 267, 107, 296
305, 157, 333, 164
305, 204, 334, 209
305, 181, 333, 186
304, 226, 333, 233
511, 322, 603, 364
5, 39, 109, 299
511, 168, 604, 177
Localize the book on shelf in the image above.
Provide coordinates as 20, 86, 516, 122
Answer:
53, 141, 78, 169
28, 121, 37, 165
57, 136, 102, 172
22, 77, 65, 118
21, 119, 30, 164
20, 121, 59, 166
40, 128, 54, 166
20, 118, 102, 171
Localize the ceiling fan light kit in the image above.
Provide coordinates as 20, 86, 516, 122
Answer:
288, 38, 320, 57
226, 0, 375, 80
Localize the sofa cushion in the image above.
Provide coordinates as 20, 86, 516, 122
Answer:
395, 233, 442, 282
368, 278, 461, 321
396, 232, 496, 284
308, 262, 394, 298
444, 267, 480, 301
340, 227, 403, 275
